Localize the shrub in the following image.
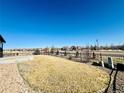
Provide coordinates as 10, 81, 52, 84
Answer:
33, 49, 40, 55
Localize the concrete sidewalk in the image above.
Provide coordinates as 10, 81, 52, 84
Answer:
0, 56, 34, 64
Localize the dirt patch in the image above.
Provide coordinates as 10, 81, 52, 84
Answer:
98, 67, 124, 93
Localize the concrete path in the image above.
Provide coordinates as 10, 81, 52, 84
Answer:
0, 56, 34, 64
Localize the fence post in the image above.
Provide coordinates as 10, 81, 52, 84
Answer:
100, 53, 104, 67
108, 57, 114, 69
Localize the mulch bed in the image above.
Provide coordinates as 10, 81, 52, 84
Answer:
98, 67, 124, 93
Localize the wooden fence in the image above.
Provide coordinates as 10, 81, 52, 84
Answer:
3, 50, 124, 64
44, 50, 124, 64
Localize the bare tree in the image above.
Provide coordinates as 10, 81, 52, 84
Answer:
84, 46, 91, 62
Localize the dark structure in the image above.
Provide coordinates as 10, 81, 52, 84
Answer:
0, 35, 6, 57
117, 63, 124, 71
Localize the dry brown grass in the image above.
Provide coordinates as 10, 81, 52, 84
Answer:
18, 55, 109, 93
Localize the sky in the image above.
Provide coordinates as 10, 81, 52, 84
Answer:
0, 0, 124, 49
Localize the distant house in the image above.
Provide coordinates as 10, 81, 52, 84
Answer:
0, 35, 6, 57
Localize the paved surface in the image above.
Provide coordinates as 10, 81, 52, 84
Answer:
0, 56, 34, 64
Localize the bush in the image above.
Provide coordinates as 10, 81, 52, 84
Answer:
33, 49, 40, 55
75, 51, 79, 58
64, 51, 67, 56
56, 50, 59, 55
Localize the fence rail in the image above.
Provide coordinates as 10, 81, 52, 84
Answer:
3, 50, 124, 64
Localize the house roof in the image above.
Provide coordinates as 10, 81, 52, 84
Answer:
0, 35, 6, 43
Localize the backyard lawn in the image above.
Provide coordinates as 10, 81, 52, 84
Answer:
18, 55, 109, 93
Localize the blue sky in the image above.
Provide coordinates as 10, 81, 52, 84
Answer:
0, 0, 124, 49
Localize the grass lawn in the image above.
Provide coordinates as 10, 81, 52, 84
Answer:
113, 58, 124, 64
18, 55, 109, 93
103, 57, 124, 64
